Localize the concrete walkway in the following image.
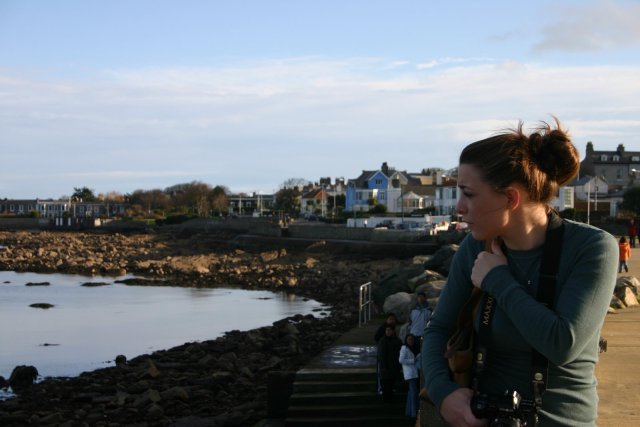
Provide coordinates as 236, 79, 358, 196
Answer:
597, 245, 640, 426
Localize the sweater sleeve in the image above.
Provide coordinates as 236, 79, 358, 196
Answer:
481, 225, 618, 365
422, 235, 481, 410
399, 345, 415, 365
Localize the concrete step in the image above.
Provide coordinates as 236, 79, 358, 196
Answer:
288, 391, 380, 406
284, 414, 415, 427
294, 367, 376, 382
292, 380, 376, 394
287, 402, 405, 418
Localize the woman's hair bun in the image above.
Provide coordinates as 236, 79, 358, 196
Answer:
529, 119, 579, 186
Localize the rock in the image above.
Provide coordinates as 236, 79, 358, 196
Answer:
382, 292, 413, 323
260, 250, 280, 263
619, 287, 638, 307
161, 386, 189, 401
81, 282, 110, 287
147, 403, 164, 419
423, 244, 459, 274
25, 281, 50, 286
29, 302, 54, 309
8, 365, 38, 392
133, 389, 161, 408
115, 354, 127, 367
415, 279, 447, 300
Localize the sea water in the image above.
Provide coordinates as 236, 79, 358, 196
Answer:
0, 271, 329, 381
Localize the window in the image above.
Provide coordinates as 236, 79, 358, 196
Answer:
613, 155, 620, 162
632, 156, 640, 162
379, 191, 386, 201
600, 155, 608, 161
375, 179, 383, 185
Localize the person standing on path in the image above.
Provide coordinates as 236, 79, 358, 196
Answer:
628, 219, 637, 248
408, 292, 432, 347
619, 236, 631, 273
399, 334, 421, 418
377, 323, 402, 403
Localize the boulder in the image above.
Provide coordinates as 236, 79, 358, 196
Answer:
382, 292, 413, 323
372, 265, 424, 308
614, 277, 640, 307
415, 280, 447, 300
8, 365, 38, 393
423, 244, 459, 275
29, 303, 54, 309
616, 276, 640, 295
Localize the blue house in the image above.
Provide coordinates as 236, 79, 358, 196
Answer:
345, 162, 437, 213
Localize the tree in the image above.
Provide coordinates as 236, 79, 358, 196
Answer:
210, 186, 229, 216
98, 191, 125, 202
128, 189, 172, 216
275, 187, 300, 214
72, 187, 97, 202
280, 178, 310, 190
369, 204, 387, 214
621, 187, 640, 215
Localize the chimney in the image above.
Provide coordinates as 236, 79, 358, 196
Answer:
381, 162, 389, 176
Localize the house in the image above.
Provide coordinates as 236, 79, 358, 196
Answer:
300, 187, 327, 216
299, 178, 346, 217
345, 162, 443, 214
571, 175, 608, 201
0, 199, 38, 216
227, 193, 276, 215
0, 199, 128, 219
580, 143, 640, 189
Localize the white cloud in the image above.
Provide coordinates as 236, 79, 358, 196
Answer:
1, 56, 639, 197
533, 0, 640, 53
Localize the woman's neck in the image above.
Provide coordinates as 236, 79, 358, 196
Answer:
501, 204, 549, 251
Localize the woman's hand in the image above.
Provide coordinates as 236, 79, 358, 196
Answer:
471, 239, 507, 289
440, 388, 488, 427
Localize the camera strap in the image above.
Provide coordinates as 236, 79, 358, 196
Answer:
473, 211, 565, 408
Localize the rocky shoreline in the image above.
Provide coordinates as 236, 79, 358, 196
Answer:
0, 229, 412, 426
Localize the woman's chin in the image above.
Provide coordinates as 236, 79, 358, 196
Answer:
470, 229, 485, 241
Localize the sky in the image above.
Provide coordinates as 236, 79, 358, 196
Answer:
1, 0, 639, 199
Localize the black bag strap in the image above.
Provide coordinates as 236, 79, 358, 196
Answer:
474, 211, 565, 407
531, 210, 564, 406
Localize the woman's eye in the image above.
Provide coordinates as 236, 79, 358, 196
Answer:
463, 192, 474, 198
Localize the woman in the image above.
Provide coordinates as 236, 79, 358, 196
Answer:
422, 118, 617, 427
399, 334, 421, 418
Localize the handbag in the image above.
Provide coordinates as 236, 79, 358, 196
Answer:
443, 287, 483, 386
420, 287, 482, 403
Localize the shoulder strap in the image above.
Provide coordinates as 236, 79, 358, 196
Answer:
531, 211, 564, 406
473, 211, 565, 405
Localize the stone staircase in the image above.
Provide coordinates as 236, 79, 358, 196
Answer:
284, 366, 413, 427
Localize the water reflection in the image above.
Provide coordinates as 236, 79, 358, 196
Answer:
0, 271, 329, 380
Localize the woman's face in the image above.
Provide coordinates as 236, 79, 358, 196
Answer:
406, 335, 415, 346
456, 164, 509, 241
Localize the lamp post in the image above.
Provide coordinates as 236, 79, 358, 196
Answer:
586, 180, 591, 225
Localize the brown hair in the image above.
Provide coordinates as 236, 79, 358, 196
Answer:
459, 117, 579, 204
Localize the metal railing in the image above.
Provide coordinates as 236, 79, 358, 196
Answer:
358, 281, 372, 327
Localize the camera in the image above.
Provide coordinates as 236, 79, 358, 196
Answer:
471, 390, 535, 427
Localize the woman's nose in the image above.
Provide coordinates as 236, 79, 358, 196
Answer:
456, 199, 466, 214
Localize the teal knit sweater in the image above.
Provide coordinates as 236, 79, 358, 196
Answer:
422, 220, 618, 426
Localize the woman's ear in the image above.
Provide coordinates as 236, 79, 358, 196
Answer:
504, 187, 521, 210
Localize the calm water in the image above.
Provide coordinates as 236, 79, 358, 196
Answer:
0, 271, 329, 381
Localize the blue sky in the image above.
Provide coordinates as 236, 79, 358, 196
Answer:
1, 0, 639, 199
